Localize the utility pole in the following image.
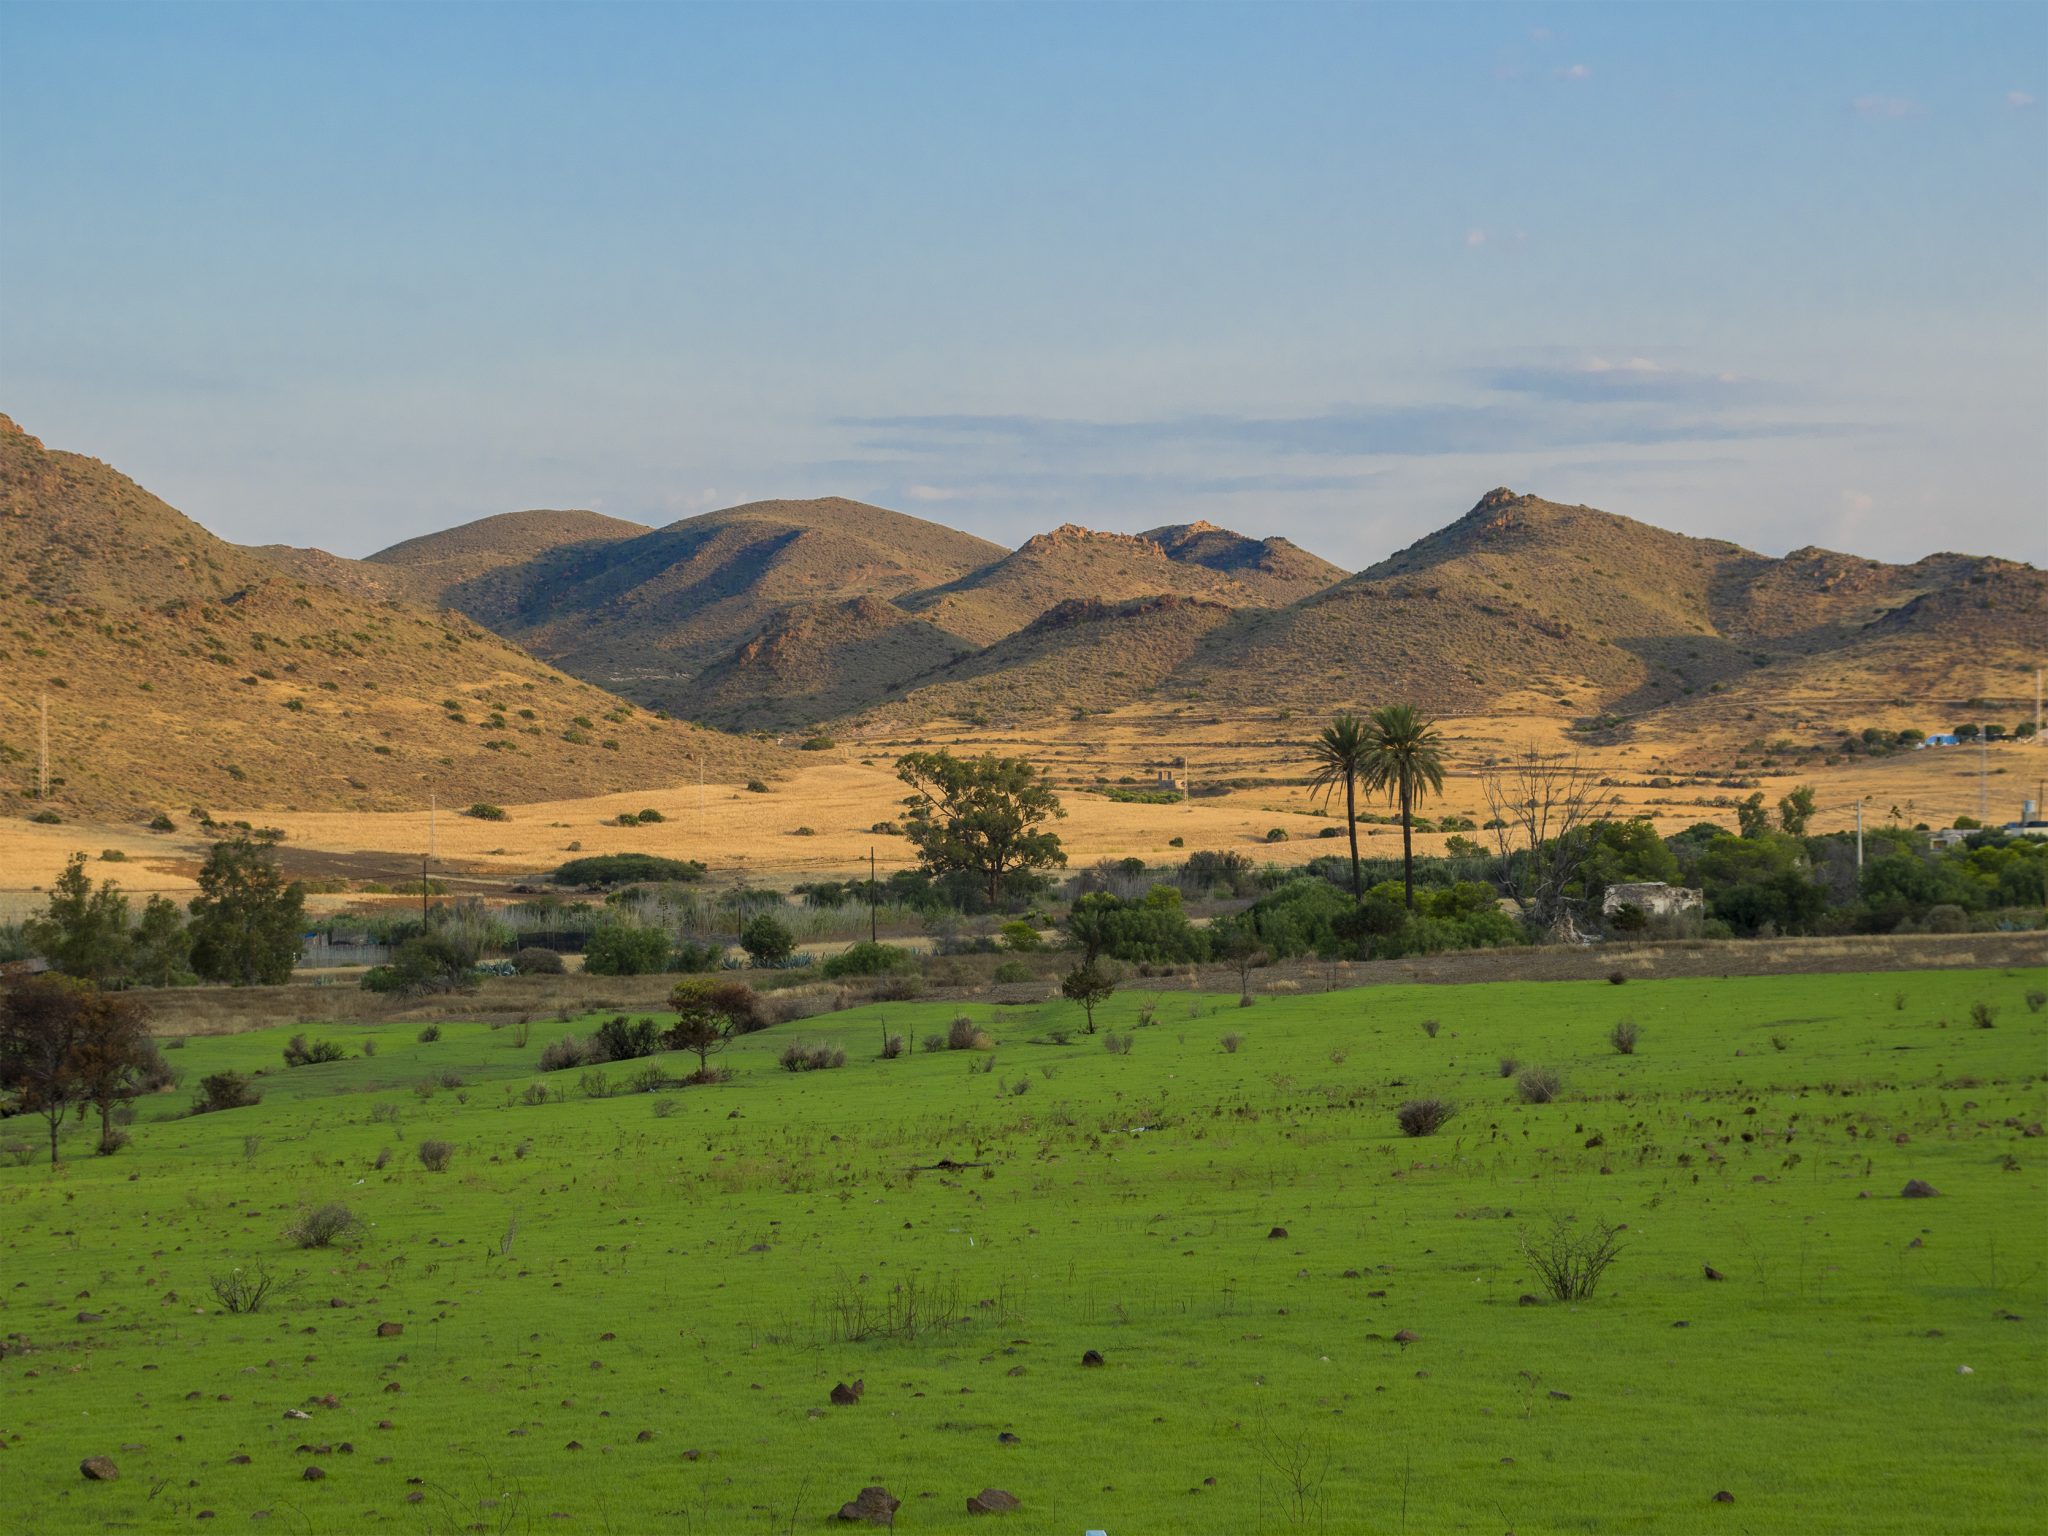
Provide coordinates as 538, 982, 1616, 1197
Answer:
38, 692, 48, 802
420, 851, 431, 927
429, 791, 437, 860
869, 845, 878, 945
1855, 799, 1864, 873
1981, 737, 1989, 820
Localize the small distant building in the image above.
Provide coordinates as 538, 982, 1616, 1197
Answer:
1927, 828, 1973, 850
1918, 733, 1961, 748
0, 956, 51, 982
1601, 882, 1703, 920
1153, 770, 1187, 793
2002, 799, 2048, 840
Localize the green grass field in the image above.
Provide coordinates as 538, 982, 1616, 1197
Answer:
4, 967, 2045, 1534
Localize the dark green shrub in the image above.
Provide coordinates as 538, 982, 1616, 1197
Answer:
584, 924, 671, 975
551, 854, 705, 887
1396, 1097, 1456, 1137
592, 1015, 663, 1061
192, 1072, 259, 1114
417, 1138, 454, 1171
740, 914, 795, 967
821, 941, 913, 978
282, 1033, 346, 1067
511, 946, 565, 975
464, 803, 508, 821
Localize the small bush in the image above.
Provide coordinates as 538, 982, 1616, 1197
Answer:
652, 1096, 676, 1118
192, 1071, 260, 1115
512, 947, 565, 975
538, 1035, 600, 1073
745, 779, 769, 794
417, 1138, 455, 1172
147, 813, 176, 832
635, 808, 665, 823
1607, 971, 1627, 985
1220, 1032, 1243, 1054
947, 1015, 991, 1051
100, 848, 127, 862
361, 1038, 378, 1058
1102, 1032, 1133, 1056
821, 941, 914, 979
1609, 1019, 1640, 1055
1396, 1097, 1456, 1137
210, 1263, 285, 1315
282, 1033, 347, 1067
779, 1040, 847, 1072
592, 1014, 663, 1061
464, 802, 509, 822
1265, 827, 1289, 843
1970, 1001, 1998, 1030
881, 1034, 905, 1060
417, 1024, 442, 1044
584, 923, 671, 976
286, 1203, 361, 1249
1520, 1216, 1625, 1302
2026, 989, 2046, 1014
992, 959, 1032, 985
1516, 1066, 1562, 1104
1497, 1056, 1520, 1078
740, 914, 796, 968
579, 1068, 614, 1099
1420, 1018, 1440, 1039
921, 1033, 947, 1054
521, 1083, 551, 1106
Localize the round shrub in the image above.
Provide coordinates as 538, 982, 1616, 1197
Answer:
417, 1138, 455, 1172
511, 946, 566, 975
820, 941, 914, 979
584, 923, 672, 976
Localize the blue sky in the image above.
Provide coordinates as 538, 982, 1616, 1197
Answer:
2, 1, 2042, 568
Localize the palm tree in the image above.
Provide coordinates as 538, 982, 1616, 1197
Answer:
1306, 713, 1370, 902
1360, 704, 1447, 910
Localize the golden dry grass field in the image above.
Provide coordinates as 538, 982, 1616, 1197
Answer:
3, 704, 2038, 916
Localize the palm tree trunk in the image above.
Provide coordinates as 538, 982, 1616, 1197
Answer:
1400, 774, 1415, 909
1345, 775, 1361, 902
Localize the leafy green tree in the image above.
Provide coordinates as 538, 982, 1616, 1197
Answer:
1777, 785, 1818, 836
187, 838, 306, 986
25, 853, 131, 984
1735, 792, 1771, 839
1359, 705, 1447, 910
1065, 887, 1203, 966
897, 750, 1067, 904
129, 895, 191, 987
1059, 960, 1116, 1033
1307, 713, 1371, 902
1581, 819, 1682, 911
1697, 833, 1827, 936
740, 913, 795, 968
665, 977, 762, 1074
583, 923, 671, 976
0, 973, 93, 1164
69, 990, 158, 1154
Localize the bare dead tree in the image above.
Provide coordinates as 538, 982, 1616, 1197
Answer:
1481, 746, 1622, 940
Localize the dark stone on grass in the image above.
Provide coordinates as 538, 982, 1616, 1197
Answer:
300, 1466, 325, 1482
376, 1322, 403, 1338
228, 1455, 251, 1465
1548, 1390, 1571, 1401
968, 1488, 1020, 1515
636, 1430, 654, 1442
80, 1457, 119, 1481
1517, 1294, 1539, 1306
405, 1492, 424, 1504
835, 1486, 900, 1524
1901, 1180, 1940, 1198
378, 1420, 394, 1430
1712, 1491, 1734, 1503
1080, 1350, 1104, 1367
1267, 1227, 1288, 1239
76, 1311, 103, 1323
1393, 1329, 1420, 1344
830, 1379, 864, 1405
1672, 1320, 1690, 1329
1702, 1265, 1725, 1281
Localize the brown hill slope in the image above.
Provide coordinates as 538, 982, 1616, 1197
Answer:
431, 497, 1006, 712
1167, 488, 2042, 721
1138, 521, 1345, 603
897, 522, 1313, 648
689, 596, 974, 729
0, 415, 783, 818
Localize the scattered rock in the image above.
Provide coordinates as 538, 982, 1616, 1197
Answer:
835, 1486, 901, 1524
1702, 1266, 1725, 1281
1548, 1390, 1572, 1401
1392, 1329, 1420, 1344
1711, 1490, 1734, 1503
376, 1323, 403, 1338
1267, 1227, 1288, 1240
967, 1488, 1020, 1515
79, 1457, 119, 1482
1081, 1350, 1105, 1368
1672, 1320, 1690, 1329
997, 1432, 1021, 1445
1901, 1180, 1940, 1199
636, 1430, 654, 1442
76, 1312, 104, 1323
1517, 1294, 1540, 1307
283, 1411, 311, 1421
405, 1492, 424, 1505
830, 1379, 865, 1406
1957, 1365, 1974, 1375
300, 1466, 325, 1482
228, 1455, 251, 1465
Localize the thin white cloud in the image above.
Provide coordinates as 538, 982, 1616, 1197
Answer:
1465, 228, 1489, 247
904, 484, 959, 502
1557, 63, 1591, 81
2009, 90, 2038, 109
1853, 95, 1922, 119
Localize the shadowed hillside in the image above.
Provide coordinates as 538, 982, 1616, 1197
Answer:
0, 415, 785, 817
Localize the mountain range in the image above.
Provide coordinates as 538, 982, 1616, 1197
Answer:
4, 411, 2040, 816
